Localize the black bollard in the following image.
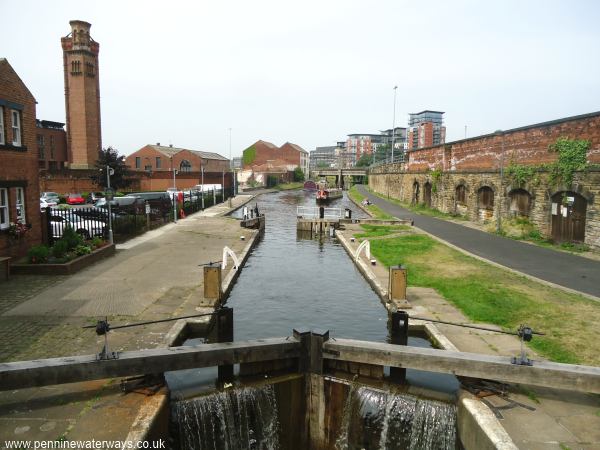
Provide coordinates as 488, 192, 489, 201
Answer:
319, 206, 325, 219
217, 307, 234, 383
390, 310, 409, 383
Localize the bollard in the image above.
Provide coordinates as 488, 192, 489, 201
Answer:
389, 265, 407, 301
217, 307, 234, 383
319, 206, 325, 219
203, 265, 222, 301
390, 310, 409, 383
344, 208, 352, 219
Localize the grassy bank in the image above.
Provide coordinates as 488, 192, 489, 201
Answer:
348, 185, 394, 220
353, 224, 600, 366
274, 182, 304, 191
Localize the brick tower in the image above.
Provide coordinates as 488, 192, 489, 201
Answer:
61, 20, 102, 169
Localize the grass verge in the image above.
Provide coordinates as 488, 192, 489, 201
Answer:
358, 229, 600, 365
348, 185, 394, 219
274, 182, 304, 191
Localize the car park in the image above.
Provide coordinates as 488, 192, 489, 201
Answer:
66, 193, 85, 205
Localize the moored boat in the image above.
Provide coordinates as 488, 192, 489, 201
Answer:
316, 181, 342, 203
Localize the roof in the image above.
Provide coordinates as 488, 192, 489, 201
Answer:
148, 144, 228, 161
281, 142, 308, 154
347, 133, 382, 137
410, 110, 445, 115
0, 58, 36, 103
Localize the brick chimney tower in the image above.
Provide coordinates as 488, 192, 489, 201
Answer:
61, 20, 102, 169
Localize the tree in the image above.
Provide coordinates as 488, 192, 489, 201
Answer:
293, 166, 305, 182
92, 146, 132, 191
356, 153, 373, 167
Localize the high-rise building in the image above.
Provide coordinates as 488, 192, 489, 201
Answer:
407, 110, 445, 149
61, 20, 102, 169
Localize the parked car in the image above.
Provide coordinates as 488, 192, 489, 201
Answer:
66, 193, 85, 205
41, 191, 60, 201
40, 198, 49, 211
49, 211, 106, 239
86, 192, 105, 204
94, 196, 141, 209
131, 192, 172, 215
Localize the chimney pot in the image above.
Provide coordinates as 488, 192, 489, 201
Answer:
169, 144, 173, 148
156, 142, 160, 146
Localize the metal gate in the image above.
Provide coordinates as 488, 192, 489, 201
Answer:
551, 191, 586, 243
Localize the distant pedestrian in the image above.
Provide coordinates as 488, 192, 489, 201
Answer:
254, 203, 259, 217
243, 206, 248, 220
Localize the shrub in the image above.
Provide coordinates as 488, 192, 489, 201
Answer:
51, 240, 70, 259
74, 244, 92, 256
62, 226, 84, 250
28, 245, 50, 264
91, 236, 104, 248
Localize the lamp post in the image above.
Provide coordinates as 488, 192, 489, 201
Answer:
106, 165, 114, 244
171, 157, 178, 223
495, 130, 505, 234
201, 163, 205, 210
390, 85, 398, 164
222, 170, 225, 203
229, 127, 236, 199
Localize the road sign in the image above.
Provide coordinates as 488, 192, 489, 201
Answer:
145, 202, 151, 214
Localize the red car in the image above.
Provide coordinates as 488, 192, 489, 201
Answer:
66, 193, 85, 205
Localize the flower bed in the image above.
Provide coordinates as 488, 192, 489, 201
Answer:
11, 243, 115, 275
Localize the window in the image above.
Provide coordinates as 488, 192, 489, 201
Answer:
135, 157, 141, 169
0, 188, 8, 229
144, 165, 152, 171
156, 157, 161, 169
180, 160, 192, 172
37, 134, 45, 159
0, 106, 4, 145
11, 109, 21, 146
15, 187, 25, 223
50, 135, 55, 159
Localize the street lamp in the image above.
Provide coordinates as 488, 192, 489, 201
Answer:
495, 130, 505, 234
201, 161, 205, 210
171, 157, 178, 223
105, 165, 114, 244
391, 85, 398, 164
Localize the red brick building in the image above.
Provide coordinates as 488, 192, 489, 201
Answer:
407, 110, 446, 150
36, 120, 68, 170
125, 144, 231, 191
242, 140, 308, 172
61, 20, 102, 169
0, 59, 43, 258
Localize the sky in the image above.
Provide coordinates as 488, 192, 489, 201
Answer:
1, 0, 599, 158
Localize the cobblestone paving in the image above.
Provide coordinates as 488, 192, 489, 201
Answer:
0, 275, 67, 315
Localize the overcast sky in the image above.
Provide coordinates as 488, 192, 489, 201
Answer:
2, 0, 599, 157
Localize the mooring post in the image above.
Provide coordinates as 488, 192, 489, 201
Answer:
389, 265, 407, 302
319, 206, 324, 219
390, 310, 409, 383
217, 307, 234, 383
203, 264, 222, 302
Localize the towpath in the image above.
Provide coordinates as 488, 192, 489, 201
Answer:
0, 194, 258, 445
357, 184, 600, 299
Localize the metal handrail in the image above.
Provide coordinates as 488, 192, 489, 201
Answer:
297, 206, 342, 219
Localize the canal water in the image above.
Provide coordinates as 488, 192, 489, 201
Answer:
166, 189, 459, 397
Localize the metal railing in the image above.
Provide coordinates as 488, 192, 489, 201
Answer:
297, 206, 342, 219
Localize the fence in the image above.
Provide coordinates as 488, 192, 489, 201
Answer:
42, 187, 235, 246
297, 206, 342, 219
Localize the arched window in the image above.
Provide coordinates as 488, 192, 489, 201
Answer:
180, 160, 192, 172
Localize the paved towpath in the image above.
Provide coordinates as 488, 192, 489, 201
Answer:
357, 185, 600, 299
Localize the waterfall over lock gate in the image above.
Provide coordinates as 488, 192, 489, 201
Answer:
335, 386, 457, 450
173, 385, 281, 450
